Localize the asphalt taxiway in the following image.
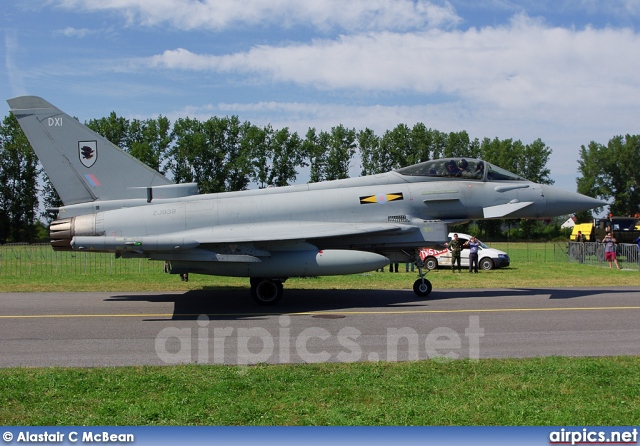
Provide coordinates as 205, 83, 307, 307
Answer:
1, 287, 639, 367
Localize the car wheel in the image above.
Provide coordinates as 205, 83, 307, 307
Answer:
424, 257, 438, 270
480, 258, 494, 270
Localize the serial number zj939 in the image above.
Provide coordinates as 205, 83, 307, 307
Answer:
153, 208, 177, 216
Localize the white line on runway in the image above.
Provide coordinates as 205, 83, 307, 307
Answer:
2, 305, 640, 319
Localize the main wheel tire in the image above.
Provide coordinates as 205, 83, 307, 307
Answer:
424, 257, 438, 270
480, 258, 494, 270
413, 279, 432, 297
250, 279, 284, 306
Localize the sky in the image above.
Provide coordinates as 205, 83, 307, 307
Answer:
2, 0, 640, 193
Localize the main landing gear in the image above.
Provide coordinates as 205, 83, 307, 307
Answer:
248, 251, 432, 305
412, 250, 432, 297
249, 277, 285, 306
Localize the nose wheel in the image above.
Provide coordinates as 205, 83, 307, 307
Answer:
413, 250, 433, 297
413, 278, 432, 296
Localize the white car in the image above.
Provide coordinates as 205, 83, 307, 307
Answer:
419, 232, 510, 271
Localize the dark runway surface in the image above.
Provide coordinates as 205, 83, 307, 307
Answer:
1, 286, 639, 367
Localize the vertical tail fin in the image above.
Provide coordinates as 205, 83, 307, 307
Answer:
7, 96, 173, 205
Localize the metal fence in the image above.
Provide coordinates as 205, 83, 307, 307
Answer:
489, 241, 571, 264
1, 242, 638, 277
0, 244, 165, 276
566, 241, 640, 269
475, 241, 639, 270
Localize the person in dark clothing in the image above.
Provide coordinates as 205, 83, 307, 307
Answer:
446, 233, 463, 272
465, 236, 480, 273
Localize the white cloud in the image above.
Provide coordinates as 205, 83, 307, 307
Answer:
146, 14, 640, 112
57, 27, 93, 37
4, 31, 27, 97
53, 0, 461, 32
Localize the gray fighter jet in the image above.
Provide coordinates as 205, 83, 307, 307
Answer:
7, 96, 604, 305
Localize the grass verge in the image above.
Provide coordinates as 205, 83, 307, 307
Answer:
1, 261, 639, 293
1, 357, 639, 425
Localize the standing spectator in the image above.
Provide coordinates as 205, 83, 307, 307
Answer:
603, 233, 621, 269
466, 236, 480, 273
445, 233, 463, 273
575, 230, 586, 263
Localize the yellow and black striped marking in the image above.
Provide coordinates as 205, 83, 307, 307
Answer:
359, 192, 404, 205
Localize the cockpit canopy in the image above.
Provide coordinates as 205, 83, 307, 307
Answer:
395, 158, 527, 181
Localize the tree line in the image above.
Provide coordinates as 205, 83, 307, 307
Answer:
576, 134, 640, 218
75, 111, 558, 191
2, 109, 635, 243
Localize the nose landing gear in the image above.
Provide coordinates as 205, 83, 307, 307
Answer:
413, 250, 432, 297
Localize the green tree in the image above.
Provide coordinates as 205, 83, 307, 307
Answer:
405, 123, 433, 165
246, 124, 272, 189
357, 128, 381, 176
305, 127, 327, 183
220, 116, 252, 192
443, 130, 471, 158
40, 174, 63, 224
268, 128, 305, 187
323, 125, 356, 181
374, 124, 412, 173
86, 112, 130, 150
128, 116, 173, 174
577, 134, 640, 216
169, 117, 206, 187
428, 128, 448, 160
170, 115, 255, 193
480, 137, 522, 174
0, 114, 40, 242
518, 138, 553, 185
200, 116, 232, 192
479, 137, 553, 184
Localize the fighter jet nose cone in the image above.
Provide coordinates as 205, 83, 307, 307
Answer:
541, 185, 606, 216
